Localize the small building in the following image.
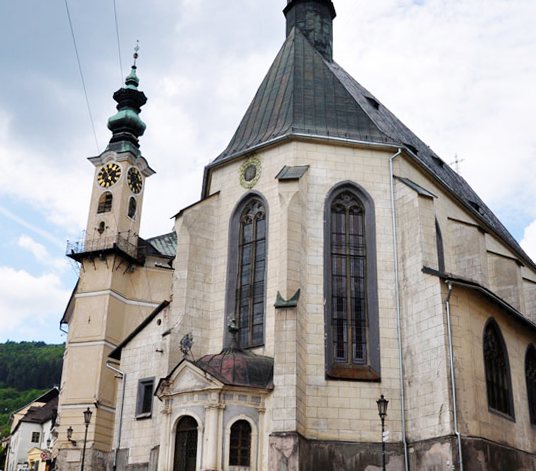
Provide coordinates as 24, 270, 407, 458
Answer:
5, 389, 57, 471
26, 448, 51, 471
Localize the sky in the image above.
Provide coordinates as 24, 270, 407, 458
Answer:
0, 0, 535, 344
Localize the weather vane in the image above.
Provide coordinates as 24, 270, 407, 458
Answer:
133, 40, 140, 67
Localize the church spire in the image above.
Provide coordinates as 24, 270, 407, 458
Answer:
106, 43, 147, 157
284, 0, 336, 61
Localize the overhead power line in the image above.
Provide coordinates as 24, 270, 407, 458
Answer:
64, 0, 100, 154
113, 0, 124, 85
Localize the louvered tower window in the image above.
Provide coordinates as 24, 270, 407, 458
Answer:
97, 192, 113, 214
526, 345, 536, 425
325, 183, 380, 380
236, 199, 266, 348
483, 319, 514, 418
229, 420, 251, 467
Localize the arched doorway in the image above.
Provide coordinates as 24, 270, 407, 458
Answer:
173, 416, 198, 471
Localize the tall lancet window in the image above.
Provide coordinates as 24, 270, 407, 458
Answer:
325, 183, 380, 380
526, 345, 536, 425
227, 196, 267, 349
483, 319, 514, 419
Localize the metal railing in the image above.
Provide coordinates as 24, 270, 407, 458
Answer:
66, 233, 139, 260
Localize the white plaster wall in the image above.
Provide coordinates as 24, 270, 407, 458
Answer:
115, 305, 170, 465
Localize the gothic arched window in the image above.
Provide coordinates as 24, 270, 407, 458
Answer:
526, 345, 536, 425
483, 319, 514, 418
229, 420, 251, 467
128, 197, 137, 219
226, 194, 268, 349
97, 192, 113, 214
325, 183, 380, 380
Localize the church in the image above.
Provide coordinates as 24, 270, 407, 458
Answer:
54, 1, 536, 470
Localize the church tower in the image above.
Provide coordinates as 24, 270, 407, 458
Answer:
85, 46, 154, 253
55, 50, 174, 471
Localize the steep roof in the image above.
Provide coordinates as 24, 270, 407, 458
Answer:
204, 21, 533, 269
212, 27, 394, 164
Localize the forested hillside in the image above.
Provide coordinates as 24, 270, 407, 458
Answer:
0, 341, 64, 439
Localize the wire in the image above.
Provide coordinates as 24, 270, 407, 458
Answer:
113, 0, 124, 85
64, 0, 100, 154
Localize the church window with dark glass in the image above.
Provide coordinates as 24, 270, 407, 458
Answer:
525, 344, 536, 425
97, 192, 113, 214
229, 420, 251, 467
174, 416, 198, 471
136, 378, 154, 418
325, 183, 380, 380
236, 199, 266, 348
128, 196, 137, 219
483, 319, 514, 418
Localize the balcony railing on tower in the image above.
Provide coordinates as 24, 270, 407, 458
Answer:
66, 232, 141, 263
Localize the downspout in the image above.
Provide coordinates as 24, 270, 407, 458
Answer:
389, 148, 409, 471
445, 281, 464, 471
106, 361, 126, 469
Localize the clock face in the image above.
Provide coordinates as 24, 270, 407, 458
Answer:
97, 163, 121, 188
127, 167, 143, 194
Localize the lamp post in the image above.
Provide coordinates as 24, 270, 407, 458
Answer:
67, 426, 76, 446
80, 407, 92, 471
377, 395, 389, 471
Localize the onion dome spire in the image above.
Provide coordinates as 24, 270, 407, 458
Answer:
106, 42, 147, 157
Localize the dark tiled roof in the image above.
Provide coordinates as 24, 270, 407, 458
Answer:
21, 396, 58, 424
213, 28, 393, 165
11, 388, 59, 417
195, 348, 274, 390
207, 27, 533, 269
145, 232, 177, 258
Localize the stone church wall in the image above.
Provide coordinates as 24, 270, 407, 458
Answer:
450, 287, 536, 454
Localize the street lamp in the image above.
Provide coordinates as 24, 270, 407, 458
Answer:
377, 395, 389, 471
67, 426, 76, 446
80, 407, 92, 471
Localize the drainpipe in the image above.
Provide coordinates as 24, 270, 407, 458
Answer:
389, 148, 409, 471
106, 361, 126, 469
445, 281, 464, 471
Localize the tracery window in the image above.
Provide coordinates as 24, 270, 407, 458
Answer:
232, 197, 267, 348
229, 420, 251, 467
97, 192, 113, 214
525, 344, 536, 425
483, 319, 514, 418
325, 183, 380, 380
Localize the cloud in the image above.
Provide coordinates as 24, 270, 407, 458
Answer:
17, 234, 70, 273
0, 267, 71, 343
521, 221, 536, 262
